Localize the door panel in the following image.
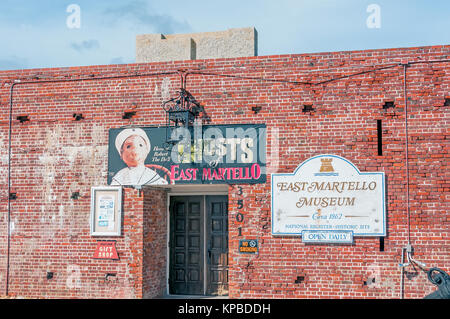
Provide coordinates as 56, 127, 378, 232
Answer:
169, 196, 204, 295
206, 195, 229, 296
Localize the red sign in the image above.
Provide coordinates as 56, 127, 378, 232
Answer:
93, 241, 119, 260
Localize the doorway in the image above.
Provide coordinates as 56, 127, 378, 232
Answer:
169, 195, 228, 296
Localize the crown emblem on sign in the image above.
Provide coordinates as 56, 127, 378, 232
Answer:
319, 158, 334, 172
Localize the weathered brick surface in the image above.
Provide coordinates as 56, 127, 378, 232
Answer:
0, 45, 448, 298
142, 187, 167, 298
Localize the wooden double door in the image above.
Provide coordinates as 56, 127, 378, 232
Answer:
169, 195, 228, 296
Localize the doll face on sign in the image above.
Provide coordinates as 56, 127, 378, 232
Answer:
120, 135, 150, 167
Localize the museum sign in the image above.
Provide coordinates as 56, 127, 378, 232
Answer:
271, 154, 386, 238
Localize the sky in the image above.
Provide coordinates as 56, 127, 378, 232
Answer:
0, 0, 449, 70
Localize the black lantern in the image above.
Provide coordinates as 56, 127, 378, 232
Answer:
162, 88, 202, 146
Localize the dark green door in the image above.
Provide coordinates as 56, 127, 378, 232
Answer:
206, 195, 229, 296
169, 195, 228, 296
169, 196, 204, 295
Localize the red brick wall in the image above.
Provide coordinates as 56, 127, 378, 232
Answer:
0, 44, 449, 298
142, 187, 167, 298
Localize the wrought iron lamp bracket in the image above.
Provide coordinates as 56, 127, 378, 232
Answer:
162, 74, 203, 148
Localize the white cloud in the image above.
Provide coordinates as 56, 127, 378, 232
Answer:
102, 0, 191, 34
70, 39, 100, 52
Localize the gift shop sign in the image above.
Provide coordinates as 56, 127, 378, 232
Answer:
93, 241, 119, 260
271, 155, 386, 237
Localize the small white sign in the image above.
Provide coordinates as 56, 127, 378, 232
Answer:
302, 230, 353, 244
271, 154, 386, 237
90, 186, 122, 236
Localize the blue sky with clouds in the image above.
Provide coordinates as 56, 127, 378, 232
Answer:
0, 0, 449, 70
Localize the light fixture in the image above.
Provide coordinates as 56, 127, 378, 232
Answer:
252, 106, 262, 114
295, 276, 305, 284
122, 111, 136, 119
302, 104, 314, 112
444, 98, 450, 106
383, 101, 395, 109
16, 115, 29, 123
73, 113, 84, 121
71, 192, 80, 200
162, 88, 202, 146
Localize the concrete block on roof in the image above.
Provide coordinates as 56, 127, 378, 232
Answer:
136, 27, 257, 63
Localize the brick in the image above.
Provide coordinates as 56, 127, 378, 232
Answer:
0, 44, 449, 299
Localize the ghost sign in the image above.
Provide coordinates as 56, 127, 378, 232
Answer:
271, 154, 386, 237
107, 124, 266, 186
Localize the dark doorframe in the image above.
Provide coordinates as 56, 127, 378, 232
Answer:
168, 195, 228, 296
